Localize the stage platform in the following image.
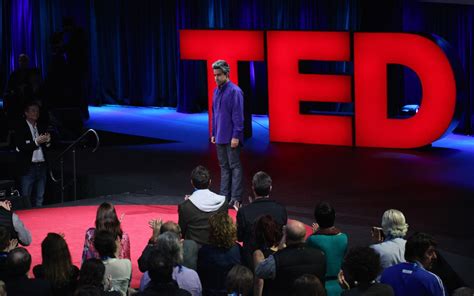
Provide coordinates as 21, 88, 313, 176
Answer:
2, 104, 474, 286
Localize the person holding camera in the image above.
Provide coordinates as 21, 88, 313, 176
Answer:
370, 209, 409, 270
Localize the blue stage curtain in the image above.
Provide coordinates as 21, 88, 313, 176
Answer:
402, 1, 474, 134
1, 0, 472, 132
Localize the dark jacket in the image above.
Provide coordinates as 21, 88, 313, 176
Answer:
135, 281, 191, 296
197, 243, 241, 296
265, 243, 326, 296
4, 274, 52, 296
178, 199, 227, 245
237, 198, 287, 249
33, 264, 80, 296
14, 120, 49, 176
236, 198, 287, 267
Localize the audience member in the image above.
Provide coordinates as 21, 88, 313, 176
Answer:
178, 165, 227, 245
14, 101, 51, 207
93, 230, 131, 296
136, 248, 191, 296
33, 232, 80, 296
4, 54, 43, 124
339, 247, 394, 296
381, 232, 445, 296
255, 220, 326, 296
370, 209, 408, 270
0, 225, 17, 280
0, 200, 30, 245
4, 247, 52, 296
82, 202, 130, 262
76, 258, 121, 295
292, 274, 326, 296
138, 220, 199, 272
306, 201, 348, 296
452, 287, 474, 296
226, 265, 253, 296
0, 280, 5, 296
252, 215, 284, 296
236, 171, 287, 267
197, 211, 241, 295
139, 232, 202, 296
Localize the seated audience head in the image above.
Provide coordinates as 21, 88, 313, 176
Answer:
6, 247, 31, 277
95, 202, 123, 240
93, 230, 117, 258
381, 209, 408, 238
208, 211, 237, 249
342, 247, 382, 289
0, 226, 11, 252
41, 232, 75, 286
226, 264, 253, 296
252, 171, 272, 197
78, 259, 106, 288
292, 274, 326, 296
314, 201, 335, 229
253, 215, 283, 249
148, 248, 174, 284
453, 287, 474, 296
156, 231, 183, 265
191, 165, 211, 189
285, 220, 306, 245
404, 232, 437, 270
160, 221, 182, 237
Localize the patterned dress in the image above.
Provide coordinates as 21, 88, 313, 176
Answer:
81, 227, 131, 262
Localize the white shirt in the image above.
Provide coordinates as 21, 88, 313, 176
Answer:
26, 120, 45, 163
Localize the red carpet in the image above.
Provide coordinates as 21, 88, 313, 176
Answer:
16, 204, 312, 288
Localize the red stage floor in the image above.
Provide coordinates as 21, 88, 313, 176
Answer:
17, 204, 311, 288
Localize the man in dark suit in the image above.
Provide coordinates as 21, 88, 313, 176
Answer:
14, 102, 51, 207
235, 171, 287, 267
255, 220, 326, 296
4, 247, 52, 296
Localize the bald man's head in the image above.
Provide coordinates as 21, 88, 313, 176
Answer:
285, 220, 306, 244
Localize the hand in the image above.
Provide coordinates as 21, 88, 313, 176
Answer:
371, 227, 384, 243
0, 200, 12, 211
148, 218, 163, 231
36, 134, 51, 145
230, 138, 239, 148
211, 136, 216, 144
119, 213, 125, 223
312, 222, 319, 233
184, 194, 190, 200
59, 232, 65, 238
105, 274, 113, 291
7, 239, 18, 251
233, 201, 242, 211
248, 195, 254, 204
43, 133, 51, 143
338, 270, 350, 290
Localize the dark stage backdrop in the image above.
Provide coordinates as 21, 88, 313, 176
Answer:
1, 0, 473, 132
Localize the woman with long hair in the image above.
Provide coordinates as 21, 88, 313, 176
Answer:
82, 202, 130, 262
197, 211, 241, 296
33, 232, 80, 296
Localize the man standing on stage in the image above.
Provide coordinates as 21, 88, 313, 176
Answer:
210, 60, 244, 206
15, 102, 51, 207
